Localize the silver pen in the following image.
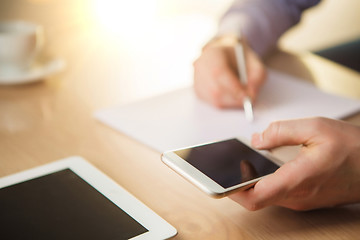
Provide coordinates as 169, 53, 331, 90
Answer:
235, 42, 254, 122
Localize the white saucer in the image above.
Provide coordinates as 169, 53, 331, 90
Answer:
0, 59, 66, 85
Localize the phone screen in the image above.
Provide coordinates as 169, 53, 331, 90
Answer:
174, 139, 279, 189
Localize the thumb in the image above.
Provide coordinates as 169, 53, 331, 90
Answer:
251, 119, 315, 150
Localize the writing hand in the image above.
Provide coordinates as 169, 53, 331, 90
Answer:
193, 36, 266, 108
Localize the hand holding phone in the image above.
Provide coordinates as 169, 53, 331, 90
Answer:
161, 138, 282, 198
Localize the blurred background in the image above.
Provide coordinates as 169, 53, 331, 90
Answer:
1, 0, 359, 110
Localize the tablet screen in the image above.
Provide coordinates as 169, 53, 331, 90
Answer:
0, 169, 148, 240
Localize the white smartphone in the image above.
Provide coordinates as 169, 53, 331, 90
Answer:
161, 138, 282, 198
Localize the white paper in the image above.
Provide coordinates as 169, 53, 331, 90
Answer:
94, 69, 360, 152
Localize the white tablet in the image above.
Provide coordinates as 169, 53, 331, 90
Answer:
0, 156, 177, 240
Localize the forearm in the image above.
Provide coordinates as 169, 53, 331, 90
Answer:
218, 0, 321, 57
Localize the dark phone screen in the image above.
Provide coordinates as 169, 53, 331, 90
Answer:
175, 139, 279, 188
0, 169, 148, 240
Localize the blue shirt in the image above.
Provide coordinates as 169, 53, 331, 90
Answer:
218, 0, 321, 56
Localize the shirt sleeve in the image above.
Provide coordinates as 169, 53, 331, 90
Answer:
217, 0, 321, 57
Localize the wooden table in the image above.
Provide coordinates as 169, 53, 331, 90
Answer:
1, 0, 360, 239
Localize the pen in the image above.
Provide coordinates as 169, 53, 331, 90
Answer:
235, 42, 254, 122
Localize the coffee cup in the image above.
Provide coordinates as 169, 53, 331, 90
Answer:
0, 21, 43, 76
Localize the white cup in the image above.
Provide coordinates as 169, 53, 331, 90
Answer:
0, 21, 43, 76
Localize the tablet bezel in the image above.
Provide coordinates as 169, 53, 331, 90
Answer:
0, 156, 177, 240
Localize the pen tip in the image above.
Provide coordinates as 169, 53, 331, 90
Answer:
243, 97, 254, 122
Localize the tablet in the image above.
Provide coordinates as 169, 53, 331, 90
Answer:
0, 156, 177, 240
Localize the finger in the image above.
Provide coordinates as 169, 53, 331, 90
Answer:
211, 68, 246, 108
195, 79, 243, 109
217, 93, 244, 108
256, 148, 324, 208
231, 154, 313, 211
216, 67, 245, 99
228, 188, 261, 211
251, 118, 316, 150
229, 173, 285, 211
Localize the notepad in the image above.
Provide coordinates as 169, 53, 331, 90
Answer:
95, 69, 360, 152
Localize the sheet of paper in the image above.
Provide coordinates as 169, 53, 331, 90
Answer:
94, 69, 360, 152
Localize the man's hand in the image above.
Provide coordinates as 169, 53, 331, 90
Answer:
193, 36, 266, 108
230, 117, 360, 211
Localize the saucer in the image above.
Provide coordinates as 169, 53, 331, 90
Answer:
0, 58, 66, 85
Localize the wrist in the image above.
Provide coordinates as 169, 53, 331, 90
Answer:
203, 34, 243, 51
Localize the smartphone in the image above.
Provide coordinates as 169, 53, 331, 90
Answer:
161, 138, 282, 198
